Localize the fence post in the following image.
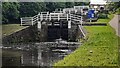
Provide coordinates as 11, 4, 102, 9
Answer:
46, 12, 49, 20
67, 14, 68, 21
70, 14, 72, 20
38, 13, 40, 21
81, 16, 83, 26
37, 15, 39, 22
49, 14, 51, 21
20, 18, 22, 26
58, 14, 60, 21
40, 14, 43, 21
68, 20, 71, 28
38, 21, 41, 29
69, 10, 70, 14
32, 17, 33, 26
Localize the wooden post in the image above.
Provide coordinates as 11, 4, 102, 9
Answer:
60, 8, 62, 13
70, 14, 71, 20
46, 12, 49, 20
68, 20, 71, 28
38, 21, 41, 29
47, 12, 49, 15
67, 14, 68, 21
69, 10, 70, 14
38, 13, 40, 21
37, 15, 39, 22
20, 18, 22, 26
81, 16, 83, 26
38, 13, 41, 30
75, 9, 77, 14
40, 14, 43, 21
49, 14, 51, 21
58, 14, 60, 21
32, 17, 33, 26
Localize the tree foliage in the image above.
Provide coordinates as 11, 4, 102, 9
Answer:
2, 2, 20, 23
107, 2, 120, 13
19, 2, 46, 17
2, 2, 88, 24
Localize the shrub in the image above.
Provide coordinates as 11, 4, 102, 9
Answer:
98, 13, 108, 19
99, 10, 109, 14
116, 8, 120, 15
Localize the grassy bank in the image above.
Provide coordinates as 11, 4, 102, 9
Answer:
54, 14, 118, 66
2, 24, 28, 37
86, 14, 114, 24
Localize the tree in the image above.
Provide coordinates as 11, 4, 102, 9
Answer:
2, 2, 90, 24
2, 2, 20, 24
106, 2, 120, 13
19, 2, 46, 17
65, 2, 74, 8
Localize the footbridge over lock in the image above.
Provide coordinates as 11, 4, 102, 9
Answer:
20, 12, 86, 41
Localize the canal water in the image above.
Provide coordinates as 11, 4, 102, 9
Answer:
2, 41, 79, 67
2, 22, 81, 67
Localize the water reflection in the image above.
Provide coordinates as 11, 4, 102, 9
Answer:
2, 42, 79, 67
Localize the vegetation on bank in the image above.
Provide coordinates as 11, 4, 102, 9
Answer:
2, 24, 28, 37
97, 14, 114, 23
86, 14, 114, 24
107, 2, 120, 14
54, 14, 119, 66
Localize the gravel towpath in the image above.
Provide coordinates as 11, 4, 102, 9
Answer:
109, 15, 120, 37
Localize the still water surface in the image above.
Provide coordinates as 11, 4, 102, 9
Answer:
2, 42, 79, 67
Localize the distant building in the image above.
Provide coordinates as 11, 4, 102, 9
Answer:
90, 0, 107, 10
63, 8, 77, 14
63, 6, 89, 15
74, 6, 89, 10
74, 6, 89, 15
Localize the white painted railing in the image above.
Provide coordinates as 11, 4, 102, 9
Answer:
32, 15, 38, 25
20, 12, 86, 37
21, 12, 82, 25
78, 25, 86, 37
20, 17, 33, 26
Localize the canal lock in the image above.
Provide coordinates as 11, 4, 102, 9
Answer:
2, 20, 83, 67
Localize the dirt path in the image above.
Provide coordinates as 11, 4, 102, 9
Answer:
109, 15, 120, 37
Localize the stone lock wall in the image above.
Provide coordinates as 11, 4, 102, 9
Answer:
2, 24, 47, 44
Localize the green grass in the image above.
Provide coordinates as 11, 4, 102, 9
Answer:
54, 14, 119, 66
87, 14, 114, 24
97, 14, 114, 23
2, 24, 28, 37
